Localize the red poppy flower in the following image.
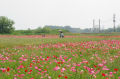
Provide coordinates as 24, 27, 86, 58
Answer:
7, 67, 10, 72
98, 68, 100, 70
102, 73, 106, 76
37, 61, 40, 63
114, 68, 118, 71
30, 70, 32, 72
44, 69, 47, 71
94, 65, 97, 68
64, 76, 68, 79
45, 59, 47, 61
58, 75, 62, 77
47, 56, 50, 58
25, 69, 28, 72
61, 62, 64, 64
57, 62, 60, 64
53, 55, 57, 58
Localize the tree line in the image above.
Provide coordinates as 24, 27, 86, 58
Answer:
13, 27, 69, 35
1, 16, 120, 35
0, 16, 69, 35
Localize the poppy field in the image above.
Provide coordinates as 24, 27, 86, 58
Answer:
0, 35, 120, 79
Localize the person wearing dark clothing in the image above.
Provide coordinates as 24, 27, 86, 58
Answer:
59, 31, 64, 38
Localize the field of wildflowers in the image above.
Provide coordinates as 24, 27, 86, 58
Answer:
0, 35, 120, 79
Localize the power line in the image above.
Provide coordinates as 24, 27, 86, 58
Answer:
93, 19, 95, 32
91, 14, 119, 33
113, 14, 116, 32
99, 19, 101, 33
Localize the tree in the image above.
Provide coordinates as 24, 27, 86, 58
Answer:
34, 27, 42, 34
41, 27, 51, 33
0, 16, 15, 34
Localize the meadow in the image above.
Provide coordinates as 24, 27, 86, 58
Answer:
0, 34, 120, 79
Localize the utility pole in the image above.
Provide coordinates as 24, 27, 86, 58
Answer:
99, 19, 101, 33
93, 19, 95, 32
113, 14, 116, 32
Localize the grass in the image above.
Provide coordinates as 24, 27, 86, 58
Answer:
0, 37, 104, 48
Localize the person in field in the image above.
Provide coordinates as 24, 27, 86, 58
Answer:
59, 31, 64, 38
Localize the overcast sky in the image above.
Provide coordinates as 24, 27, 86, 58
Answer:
0, 0, 120, 30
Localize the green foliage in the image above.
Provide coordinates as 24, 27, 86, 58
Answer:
41, 27, 51, 33
34, 27, 52, 34
13, 27, 69, 35
13, 30, 34, 35
34, 27, 42, 34
44, 25, 81, 33
0, 16, 14, 34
